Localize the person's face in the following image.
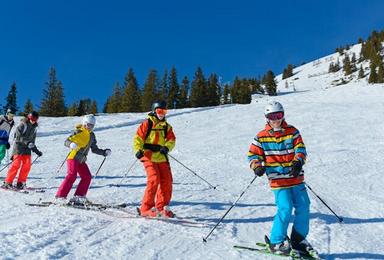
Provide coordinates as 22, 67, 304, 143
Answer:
6, 113, 14, 121
155, 108, 167, 120
84, 123, 95, 131
269, 118, 283, 128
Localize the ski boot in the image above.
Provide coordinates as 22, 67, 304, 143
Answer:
291, 228, 320, 259
160, 205, 175, 218
16, 182, 27, 190
265, 235, 292, 256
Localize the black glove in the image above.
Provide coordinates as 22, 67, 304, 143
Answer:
253, 166, 266, 177
5, 142, 10, 149
159, 146, 169, 155
289, 160, 302, 177
103, 149, 111, 157
135, 150, 144, 159
32, 147, 43, 157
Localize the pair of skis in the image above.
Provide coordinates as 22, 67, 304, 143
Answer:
234, 236, 321, 259
26, 200, 209, 227
1, 186, 46, 194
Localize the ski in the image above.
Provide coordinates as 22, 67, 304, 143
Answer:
1, 186, 45, 194
1, 186, 30, 194
234, 245, 299, 259
103, 207, 210, 227
255, 242, 321, 260
26, 201, 128, 210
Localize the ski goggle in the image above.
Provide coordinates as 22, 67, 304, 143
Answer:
84, 123, 95, 130
155, 108, 167, 116
266, 112, 284, 121
28, 114, 38, 122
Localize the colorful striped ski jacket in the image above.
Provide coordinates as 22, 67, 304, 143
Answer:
247, 121, 306, 189
133, 114, 176, 163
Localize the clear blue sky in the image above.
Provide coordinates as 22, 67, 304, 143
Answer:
1, 0, 384, 110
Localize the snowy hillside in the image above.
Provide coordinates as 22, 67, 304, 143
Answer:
1, 46, 384, 260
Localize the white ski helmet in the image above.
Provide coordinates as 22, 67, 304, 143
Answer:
264, 101, 284, 117
82, 114, 96, 128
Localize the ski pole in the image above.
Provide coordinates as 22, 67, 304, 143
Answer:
0, 161, 12, 173
203, 175, 258, 242
304, 182, 344, 223
168, 154, 218, 190
116, 159, 138, 187
31, 156, 40, 166
56, 152, 71, 175
93, 157, 107, 179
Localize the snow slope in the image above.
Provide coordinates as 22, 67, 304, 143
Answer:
1, 46, 384, 260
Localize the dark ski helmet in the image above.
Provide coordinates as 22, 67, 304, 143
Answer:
6, 108, 16, 116
151, 100, 167, 112
28, 111, 39, 122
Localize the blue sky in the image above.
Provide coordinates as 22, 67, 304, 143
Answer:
1, 0, 384, 111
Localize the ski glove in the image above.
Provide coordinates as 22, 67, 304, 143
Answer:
253, 166, 266, 177
33, 147, 43, 157
159, 146, 169, 155
27, 142, 35, 149
69, 142, 78, 150
289, 160, 302, 177
104, 149, 112, 157
5, 142, 10, 149
135, 150, 144, 159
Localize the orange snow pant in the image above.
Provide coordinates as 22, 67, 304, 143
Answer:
140, 161, 173, 213
5, 155, 32, 184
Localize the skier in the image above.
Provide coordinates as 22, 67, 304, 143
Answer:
2, 111, 42, 189
55, 114, 111, 205
247, 101, 317, 257
133, 100, 176, 218
0, 109, 15, 165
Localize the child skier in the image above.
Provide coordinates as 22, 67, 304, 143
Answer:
133, 101, 176, 218
247, 101, 317, 257
0, 109, 15, 165
55, 114, 111, 205
2, 111, 42, 189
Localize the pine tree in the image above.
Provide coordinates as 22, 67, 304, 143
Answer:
368, 62, 378, 83
90, 100, 98, 114
358, 65, 365, 79
159, 69, 168, 102
121, 68, 141, 112
39, 67, 67, 117
77, 99, 92, 115
22, 98, 34, 116
141, 69, 159, 111
351, 53, 357, 63
377, 62, 384, 83
3, 82, 19, 114
282, 64, 294, 79
264, 70, 277, 96
105, 82, 123, 113
190, 67, 208, 107
167, 67, 179, 109
207, 73, 220, 106
223, 84, 231, 104
67, 102, 79, 116
231, 77, 251, 104
179, 76, 189, 108
343, 55, 352, 75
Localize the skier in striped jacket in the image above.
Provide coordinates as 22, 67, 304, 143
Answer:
247, 101, 316, 257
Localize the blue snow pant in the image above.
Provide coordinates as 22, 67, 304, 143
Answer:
270, 183, 310, 244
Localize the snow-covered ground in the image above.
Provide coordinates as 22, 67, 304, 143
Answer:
1, 46, 384, 259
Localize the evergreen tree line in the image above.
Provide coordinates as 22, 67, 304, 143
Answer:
1, 64, 279, 117
103, 66, 279, 113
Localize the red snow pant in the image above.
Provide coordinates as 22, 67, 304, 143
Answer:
5, 155, 31, 184
56, 159, 92, 198
140, 161, 173, 214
